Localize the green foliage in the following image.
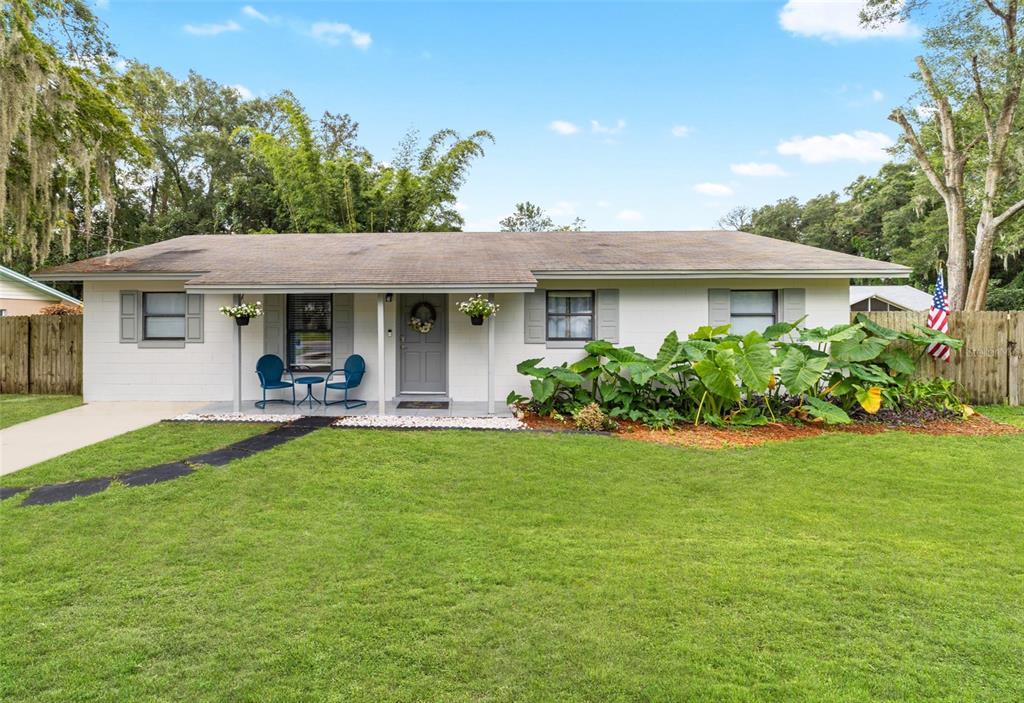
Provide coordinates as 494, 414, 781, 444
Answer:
499, 201, 586, 232
511, 316, 966, 429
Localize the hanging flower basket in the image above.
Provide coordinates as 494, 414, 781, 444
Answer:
457, 295, 499, 326
220, 301, 263, 327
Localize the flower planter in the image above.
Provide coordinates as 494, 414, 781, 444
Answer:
471, 315, 484, 326
235, 316, 250, 327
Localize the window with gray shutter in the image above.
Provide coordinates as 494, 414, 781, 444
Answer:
119, 291, 139, 343
780, 288, 806, 323
707, 288, 731, 328
596, 289, 619, 343
185, 294, 203, 343
263, 294, 285, 359
524, 291, 546, 344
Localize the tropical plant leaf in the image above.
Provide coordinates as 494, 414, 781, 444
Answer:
879, 348, 916, 375
855, 386, 882, 414
800, 323, 862, 344
830, 331, 890, 362
802, 395, 852, 424
722, 332, 774, 393
694, 348, 741, 401
854, 313, 901, 340
779, 347, 828, 395
729, 407, 769, 426
516, 358, 546, 377
549, 367, 583, 386
530, 377, 555, 403
904, 325, 965, 350
688, 324, 731, 341
849, 363, 896, 385
762, 317, 806, 341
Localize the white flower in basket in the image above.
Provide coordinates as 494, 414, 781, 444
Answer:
219, 301, 264, 319
457, 295, 499, 325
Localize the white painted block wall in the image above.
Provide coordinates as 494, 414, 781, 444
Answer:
83, 278, 848, 403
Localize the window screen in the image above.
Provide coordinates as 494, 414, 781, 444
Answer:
143, 292, 186, 340
287, 294, 332, 370
729, 290, 777, 335
547, 291, 594, 341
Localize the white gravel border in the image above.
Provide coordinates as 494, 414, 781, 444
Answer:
332, 415, 526, 430
171, 412, 301, 423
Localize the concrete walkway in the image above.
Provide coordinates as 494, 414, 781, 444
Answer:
0, 402, 202, 476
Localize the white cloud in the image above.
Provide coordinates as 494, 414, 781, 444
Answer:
693, 182, 735, 197
779, 0, 916, 41
616, 209, 644, 222
310, 21, 372, 49
777, 130, 894, 163
230, 84, 254, 100
670, 125, 691, 138
183, 20, 242, 37
730, 162, 787, 177
547, 201, 578, 217
871, 89, 884, 102
242, 5, 270, 23
549, 120, 580, 136
591, 119, 626, 135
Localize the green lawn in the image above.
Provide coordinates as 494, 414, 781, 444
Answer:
2, 427, 1022, 702
0, 394, 82, 430
977, 404, 1024, 427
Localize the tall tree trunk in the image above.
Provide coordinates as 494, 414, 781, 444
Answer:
945, 194, 969, 308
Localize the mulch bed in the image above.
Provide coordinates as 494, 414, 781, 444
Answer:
518, 411, 1022, 450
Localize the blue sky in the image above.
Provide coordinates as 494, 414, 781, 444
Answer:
96, 1, 924, 230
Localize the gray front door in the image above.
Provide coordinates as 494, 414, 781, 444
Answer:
398, 294, 447, 394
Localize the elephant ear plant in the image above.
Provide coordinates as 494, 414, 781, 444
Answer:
509, 314, 966, 429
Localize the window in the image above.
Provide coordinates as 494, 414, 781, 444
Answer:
547, 291, 594, 341
729, 290, 777, 335
143, 292, 187, 340
287, 294, 332, 371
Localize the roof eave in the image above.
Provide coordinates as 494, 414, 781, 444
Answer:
534, 268, 912, 280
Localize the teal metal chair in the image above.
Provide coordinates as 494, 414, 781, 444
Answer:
324, 354, 366, 408
255, 354, 296, 408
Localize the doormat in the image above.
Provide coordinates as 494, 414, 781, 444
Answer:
397, 401, 450, 409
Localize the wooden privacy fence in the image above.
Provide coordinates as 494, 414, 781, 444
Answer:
0, 315, 83, 395
853, 311, 1024, 405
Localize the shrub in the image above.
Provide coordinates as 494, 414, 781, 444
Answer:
574, 403, 613, 431
38, 303, 81, 315
511, 313, 965, 429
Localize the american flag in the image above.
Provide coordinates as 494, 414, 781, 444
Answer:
926, 271, 951, 361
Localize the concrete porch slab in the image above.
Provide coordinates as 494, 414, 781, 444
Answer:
194, 399, 514, 418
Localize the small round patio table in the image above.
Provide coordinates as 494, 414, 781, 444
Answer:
294, 376, 325, 409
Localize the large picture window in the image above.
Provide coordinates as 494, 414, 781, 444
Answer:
546, 291, 594, 341
729, 290, 777, 335
287, 294, 332, 371
143, 292, 187, 340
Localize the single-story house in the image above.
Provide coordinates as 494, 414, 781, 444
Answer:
849, 285, 932, 312
33, 231, 909, 414
1, 264, 82, 316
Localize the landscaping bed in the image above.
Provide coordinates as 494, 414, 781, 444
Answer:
518, 408, 1023, 449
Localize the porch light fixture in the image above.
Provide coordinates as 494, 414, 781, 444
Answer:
385, 293, 393, 303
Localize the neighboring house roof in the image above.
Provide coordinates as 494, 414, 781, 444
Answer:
849, 285, 932, 311
33, 231, 911, 291
0, 264, 81, 306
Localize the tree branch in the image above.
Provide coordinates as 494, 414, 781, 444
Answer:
983, 0, 1008, 22
971, 55, 995, 144
889, 108, 949, 198
992, 197, 1024, 229
916, 56, 959, 157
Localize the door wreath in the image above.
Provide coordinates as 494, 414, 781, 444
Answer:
408, 301, 437, 334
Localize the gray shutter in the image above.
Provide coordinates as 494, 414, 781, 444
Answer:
332, 293, 354, 369
524, 291, 546, 344
780, 288, 806, 323
185, 294, 203, 343
263, 294, 285, 359
708, 288, 731, 327
595, 289, 619, 343
119, 291, 139, 343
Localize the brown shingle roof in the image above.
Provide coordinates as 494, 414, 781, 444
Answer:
34, 231, 910, 287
